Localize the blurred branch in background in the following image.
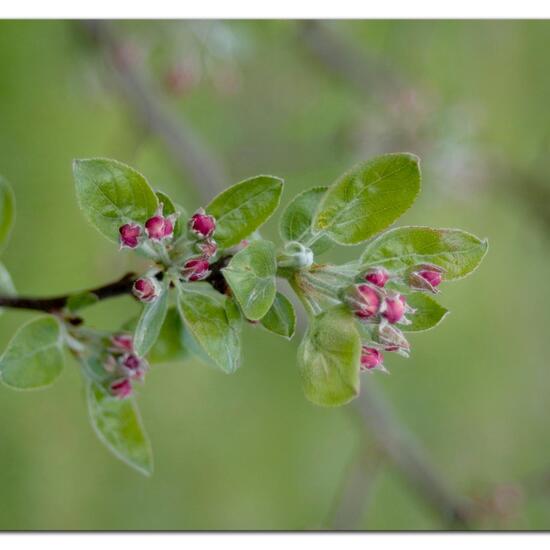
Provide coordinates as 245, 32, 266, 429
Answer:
80, 20, 226, 202
79, 19, 477, 530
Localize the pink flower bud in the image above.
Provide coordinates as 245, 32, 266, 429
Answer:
419, 270, 442, 288
181, 258, 210, 282
132, 277, 160, 303
111, 333, 134, 352
110, 378, 133, 399
364, 268, 390, 288
121, 353, 147, 380
360, 346, 383, 371
352, 284, 382, 319
378, 323, 410, 356
195, 239, 218, 258
408, 264, 445, 293
189, 208, 216, 239
119, 223, 141, 248
383, 295, 407, 324
145, 214, 174, 240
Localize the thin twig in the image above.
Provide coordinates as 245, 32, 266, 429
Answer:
80, 20, 227, 202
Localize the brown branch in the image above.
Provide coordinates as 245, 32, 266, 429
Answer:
0, 272, 137, 314
79, 20, 227, 203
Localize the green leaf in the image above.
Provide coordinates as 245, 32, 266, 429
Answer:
73, 158, 159, 243
222, 240, 277, 321
360, 226, 488, 280
403, 293, 449, 332
147, 307, 190, 364
298, 306, 361, 407
206, 175, 283, 248
0, 176, 15, 251
0, 316, 64, 390
125, 307, 190, 364
313, 153, 421, 245
177, 283, 241, 373
86, 379, 153, 476
260, 292, 296, 339
279, 187, 333, 255
133, 280, 169, 358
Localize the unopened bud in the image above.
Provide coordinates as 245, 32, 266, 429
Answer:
111, 333, 134, 352
195, 239, 218, 258
360, 346, 384, 372
132, 277, 161, 303
121, 353, 147, 380
110, 378, 133, 399
119, 223, 142, 249
344, 284, 382, 320
408, 263, 445, 293
181, 258, 210, 282
378, 323, 410, 357
383, 295, 407, 324
364, 268, 390, 288
145, 209, 175, 240
189, 208, 216, 239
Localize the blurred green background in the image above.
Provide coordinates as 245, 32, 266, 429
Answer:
0, 20, 549, 530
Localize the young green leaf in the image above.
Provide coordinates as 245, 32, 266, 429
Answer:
360, 226, 488, 280
279, 187, 333, 255
73, 158, 159, 243
0, 316, 64, 390
133, 280, 169, 358
0, 176, 15, 251
206, 175, 283, 248
125, 307, 190, 364
86, 379, 153, 476
147, 307, 190, 364
403, 293, 449, 332
177, 283, 241, 373
298, 306, 361, 407
260, 292, 296, 339
222, 240, 277, 321
313, 153, 421, 245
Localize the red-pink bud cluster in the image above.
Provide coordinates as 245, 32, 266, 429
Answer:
106, 333, 150, 399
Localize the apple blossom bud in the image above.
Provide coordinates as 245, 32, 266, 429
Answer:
383, 295, 406, 324
364, 268, 390, 288
121, 353, 147, 380
132, 277, 161, 303
360, 346, 383, 371
111, 333, 134, 352
145, 212, 174, 240
189, 208, 216, 239
195, 239, 218, 258
419, 270, 442, 288
110, 378, 133, 399
408, 263, 445, 293
344, 284, 382, 320
119, 223, 141, 249
378, 323, 410, 357
181, 258, 210, 282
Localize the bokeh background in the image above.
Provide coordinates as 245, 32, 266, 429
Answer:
0, 20, 549, 530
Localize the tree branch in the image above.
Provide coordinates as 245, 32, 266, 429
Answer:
79, 20, 227, 202
0, 272, 137, 314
